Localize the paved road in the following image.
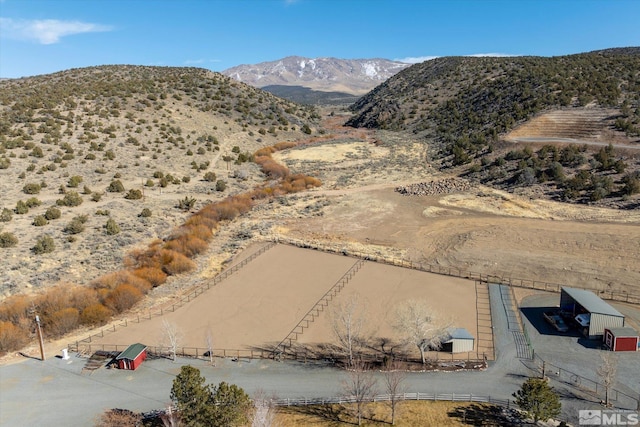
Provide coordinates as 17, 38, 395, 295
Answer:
1, 285, 634, 426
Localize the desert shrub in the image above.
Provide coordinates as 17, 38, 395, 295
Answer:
45, 308, 79, 336
255, 156, 289, 178
159, 249, 196, 275
184, 213, 217, 230
93, 270, 151, 294
68, 287, 99, 312
64, 216, 86, 234
95, 408, 142, 427
32, 235, 55, 254
153, 171, 164, 179
215, 180, 226, 192
123, 240, 164, 270
203, 171, 216, 182
103, 284, 143, 313
0, 295, 31, 323
124, 189, 143, 200
107, 180, 125, 192
272, 141, 296, 151
82, 185, 92, 194
177, 196, 196, 211
95, 209, 110, 216
57, 191, 83, 207
32, 215, 48, 226
44, 206, 61, 220
25, 197, 41, 208
132, 267, 167, 287
104, 218, 121, 235
91, 192, 103, 202
0, 232, 18, 248
0, 157, 10, 169
80, 303, 112, 326
14, 200, 29, 214
139, 208, 152, 218
164, 234, 208, 258
145, 179, 154, 187
0, 208, 12, 222
22, 182, 41, 194
0, 321, 29, 354
67, 175, 83, 188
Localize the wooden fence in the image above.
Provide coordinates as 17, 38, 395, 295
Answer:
270, 392, 512, 408
272, 237, 640, 304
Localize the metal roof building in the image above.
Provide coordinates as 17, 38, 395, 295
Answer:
442, 328, 475, 353
116, 343, 147, 370
560, 287, 625, 339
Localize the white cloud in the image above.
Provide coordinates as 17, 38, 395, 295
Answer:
395, 56, 440, 64
0, 18, 112, 44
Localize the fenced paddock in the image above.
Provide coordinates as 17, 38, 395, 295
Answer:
72, 243, 484, 364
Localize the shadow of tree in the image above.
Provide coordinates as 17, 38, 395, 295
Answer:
448, 403, 524, 426
278, 403, 352, 425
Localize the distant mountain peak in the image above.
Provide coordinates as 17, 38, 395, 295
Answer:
222, 56, 410, 95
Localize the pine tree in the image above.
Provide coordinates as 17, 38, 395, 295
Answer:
513, 378, 561, 423
210, 381, 252, 427
170, 365, 214, 426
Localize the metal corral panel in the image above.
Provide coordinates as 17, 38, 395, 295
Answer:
589, 313, 624, 339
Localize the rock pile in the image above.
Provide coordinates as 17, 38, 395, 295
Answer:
395, 178, 473, 196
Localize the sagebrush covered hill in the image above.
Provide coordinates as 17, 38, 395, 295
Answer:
0, 65, 321, 296
346, 48, 640, 205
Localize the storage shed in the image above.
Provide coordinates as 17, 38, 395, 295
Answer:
560, 287, 624, 339
604, 327, 639, 352
116, 343, 147, 370
442, 328, 475, 353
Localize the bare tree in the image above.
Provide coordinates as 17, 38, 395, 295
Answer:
160, 403, 180, 427
341, 361, 378, 426
393, 299, 452, 365
383, 361, 406, 425
329, 294, 367, 367
597, 352, 618, 407
251, 389, 277, 427
205, 326, 215, 366
161, 319, 182, 362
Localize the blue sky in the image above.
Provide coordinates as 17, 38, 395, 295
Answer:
1, 0, 639, 78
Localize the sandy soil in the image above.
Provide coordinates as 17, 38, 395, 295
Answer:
88, 245, 478, 361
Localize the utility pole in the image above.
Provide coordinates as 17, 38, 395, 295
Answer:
35, 315, 45, 361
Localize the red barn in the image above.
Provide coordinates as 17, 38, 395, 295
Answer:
116, 343, 147, 370
604, 327, 639, 352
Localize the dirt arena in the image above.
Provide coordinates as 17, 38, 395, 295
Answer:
93, 244, 480, 358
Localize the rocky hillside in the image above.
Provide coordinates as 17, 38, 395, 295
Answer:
347, 48, 640, 207
222, 56, 410, 95
0, 65, 321, 296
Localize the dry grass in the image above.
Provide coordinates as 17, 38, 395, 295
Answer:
274, 401, 511, 426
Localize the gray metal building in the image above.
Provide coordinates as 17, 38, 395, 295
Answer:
442, 328, 475, 353
560, 287, 625, 339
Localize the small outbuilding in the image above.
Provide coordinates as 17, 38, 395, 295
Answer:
116, 343, 147, 370
604, 327, 639, 352
560, 287, 625, 339
442, 328, 475, 353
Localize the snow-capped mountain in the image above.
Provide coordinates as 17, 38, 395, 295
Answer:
222, 56, 410, 95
